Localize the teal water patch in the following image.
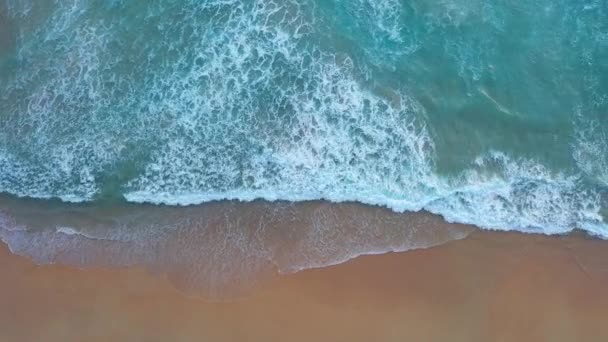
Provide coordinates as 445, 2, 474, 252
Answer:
0, 0, 607, 236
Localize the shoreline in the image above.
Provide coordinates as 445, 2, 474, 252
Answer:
2, 229, 608, 341
0, 196, 474, 298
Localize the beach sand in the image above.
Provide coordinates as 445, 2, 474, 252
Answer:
1, 229, 608, 342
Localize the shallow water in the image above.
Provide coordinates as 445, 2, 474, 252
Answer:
0, 195, 471, 298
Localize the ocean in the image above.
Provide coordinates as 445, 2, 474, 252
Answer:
0, 0, 607, 297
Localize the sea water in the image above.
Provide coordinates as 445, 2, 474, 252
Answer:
0, 0, 606, 296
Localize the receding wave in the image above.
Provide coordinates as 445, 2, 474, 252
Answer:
0, 195, 472, 298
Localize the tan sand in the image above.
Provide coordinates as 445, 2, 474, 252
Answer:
1, 230, 608, 342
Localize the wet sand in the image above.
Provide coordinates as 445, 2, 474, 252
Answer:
1, 230, 608, 342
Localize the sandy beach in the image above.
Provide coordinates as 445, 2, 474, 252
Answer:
1, 229, 608, 342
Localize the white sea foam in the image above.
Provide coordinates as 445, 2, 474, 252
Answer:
573, 110, 608, 187
56, 226, 79, 236
126, 151, 607, 237
426, 152, 605, 235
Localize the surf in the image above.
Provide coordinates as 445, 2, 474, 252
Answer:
0, 0, 607, 243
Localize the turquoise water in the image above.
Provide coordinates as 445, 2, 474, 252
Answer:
1, 0, 607, 236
